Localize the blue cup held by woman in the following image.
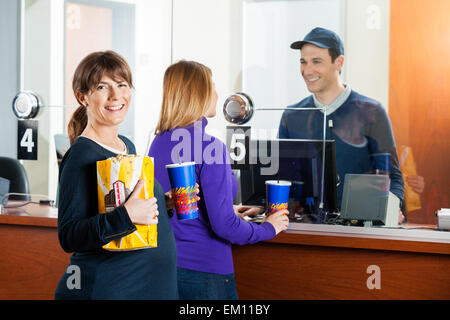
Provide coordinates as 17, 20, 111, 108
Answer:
265, 180, 291, 216
166, 162, 198, 220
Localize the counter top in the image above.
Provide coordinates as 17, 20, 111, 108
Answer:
268, 222, 450, 255
0, 202, 57, 227
1, 203, 449, 254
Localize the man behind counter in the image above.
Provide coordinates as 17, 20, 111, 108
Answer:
278, 27, 405, 223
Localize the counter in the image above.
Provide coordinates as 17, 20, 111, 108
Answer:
232, 222, 450, 299
1, 204, 449, 299
0, 203, 69, 300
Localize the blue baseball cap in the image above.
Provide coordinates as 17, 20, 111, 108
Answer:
290, 27, 344, 56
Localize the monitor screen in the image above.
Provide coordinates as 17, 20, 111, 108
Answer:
238, 139, 338, 215
339, 174, 394, 225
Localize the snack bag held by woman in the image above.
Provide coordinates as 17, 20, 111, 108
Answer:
97, 155, 157, 250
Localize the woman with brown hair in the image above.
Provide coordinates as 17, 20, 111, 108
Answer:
55, 50, 177, 299
149, 60, 289, 300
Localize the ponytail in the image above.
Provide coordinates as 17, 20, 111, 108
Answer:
68, 105, 88, 145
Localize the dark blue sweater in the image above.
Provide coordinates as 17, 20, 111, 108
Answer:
54, 136, 177, 299
279, 90, 404, 208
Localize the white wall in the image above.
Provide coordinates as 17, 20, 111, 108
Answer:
22, 0, 64, 199
132, 0, 172, 155
242, 0, 346, 137
0, 0, 20, 158
171, 0, 243, 142
345, 0, 390, 110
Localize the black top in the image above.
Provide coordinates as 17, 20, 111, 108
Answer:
54, 136, 177, 299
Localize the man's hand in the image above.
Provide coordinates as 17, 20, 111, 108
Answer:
406, 175, 425, 194
398, 209, 405, 225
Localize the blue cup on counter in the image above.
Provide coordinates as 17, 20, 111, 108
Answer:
166, 162, 198, 220
370, 153, 391, 175
265, 180, 291, 216
292, 181, 304, 202
291, 181, 304, 216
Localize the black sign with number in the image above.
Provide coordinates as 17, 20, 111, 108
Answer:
226, 126, 251, 169
17, 119, 38, 160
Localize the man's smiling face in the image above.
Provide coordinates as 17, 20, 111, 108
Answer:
300, 43, 343, 95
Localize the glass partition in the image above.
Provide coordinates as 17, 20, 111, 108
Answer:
4, 0, 448, 229
14, 0, 169, 202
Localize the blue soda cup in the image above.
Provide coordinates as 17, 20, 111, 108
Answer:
292, 181, 304, 215
166, 162, 198, 220
265, 180, 291, 216
370, 153, 391, 175
292, 181, 304, 201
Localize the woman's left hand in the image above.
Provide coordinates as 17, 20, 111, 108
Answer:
165, 192, 174, 210
234, 205, 264, 220
165, 183, 200, 210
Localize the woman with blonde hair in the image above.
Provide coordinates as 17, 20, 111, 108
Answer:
149, 60, 289, 300
55, 50, 177, 299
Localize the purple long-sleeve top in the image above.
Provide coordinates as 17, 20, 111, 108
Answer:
148, 117, 275, 274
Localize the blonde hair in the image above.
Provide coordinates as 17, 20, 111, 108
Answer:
68, 50, 133, 145
155, 60, 213, 135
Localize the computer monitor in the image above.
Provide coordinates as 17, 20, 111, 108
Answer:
339, 174, 399, 227
0, 177, 9, 203
237, 139, 338, 214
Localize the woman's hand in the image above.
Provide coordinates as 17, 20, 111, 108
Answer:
165, 192, 174, 211
124, 180, 159, 225
263, 210, 289, 234
165, 183, 200, 211
234, 205, 264, 220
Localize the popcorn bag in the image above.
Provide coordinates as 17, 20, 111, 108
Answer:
96, 155, 157, 251
398, 145, 421, 212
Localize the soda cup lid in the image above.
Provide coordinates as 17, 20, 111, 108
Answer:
265, 180, 291, 186
165, 161, 196, 168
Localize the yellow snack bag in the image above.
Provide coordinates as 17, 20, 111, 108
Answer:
398, 145, 421, 212
96, 155, 157, 251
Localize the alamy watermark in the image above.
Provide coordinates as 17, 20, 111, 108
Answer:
66, 264, 81, 290
170, 120, 280, 175
366, 265, 381, 290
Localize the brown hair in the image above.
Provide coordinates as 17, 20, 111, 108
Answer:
328, 48, 339, 63
67, 50, 133, 145
154, 60, 213, 135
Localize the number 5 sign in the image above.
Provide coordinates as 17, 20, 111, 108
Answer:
226, 126, 250, 169
17, 120, 38, 160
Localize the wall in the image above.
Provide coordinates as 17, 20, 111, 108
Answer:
171, 0, 243, 142
389, 0, 450, 223
168, 0, 390, 141
133, 0, 172, 155
0, 0, 21, 158
243, 0, 345, 137
21, 0, 64, 199
345, 0, 390, 110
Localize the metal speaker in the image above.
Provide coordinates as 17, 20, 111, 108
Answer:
223, 92, 254, 125
12, 91, 41, 119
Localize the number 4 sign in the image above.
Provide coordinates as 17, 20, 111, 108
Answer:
17, 120, 38, 160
